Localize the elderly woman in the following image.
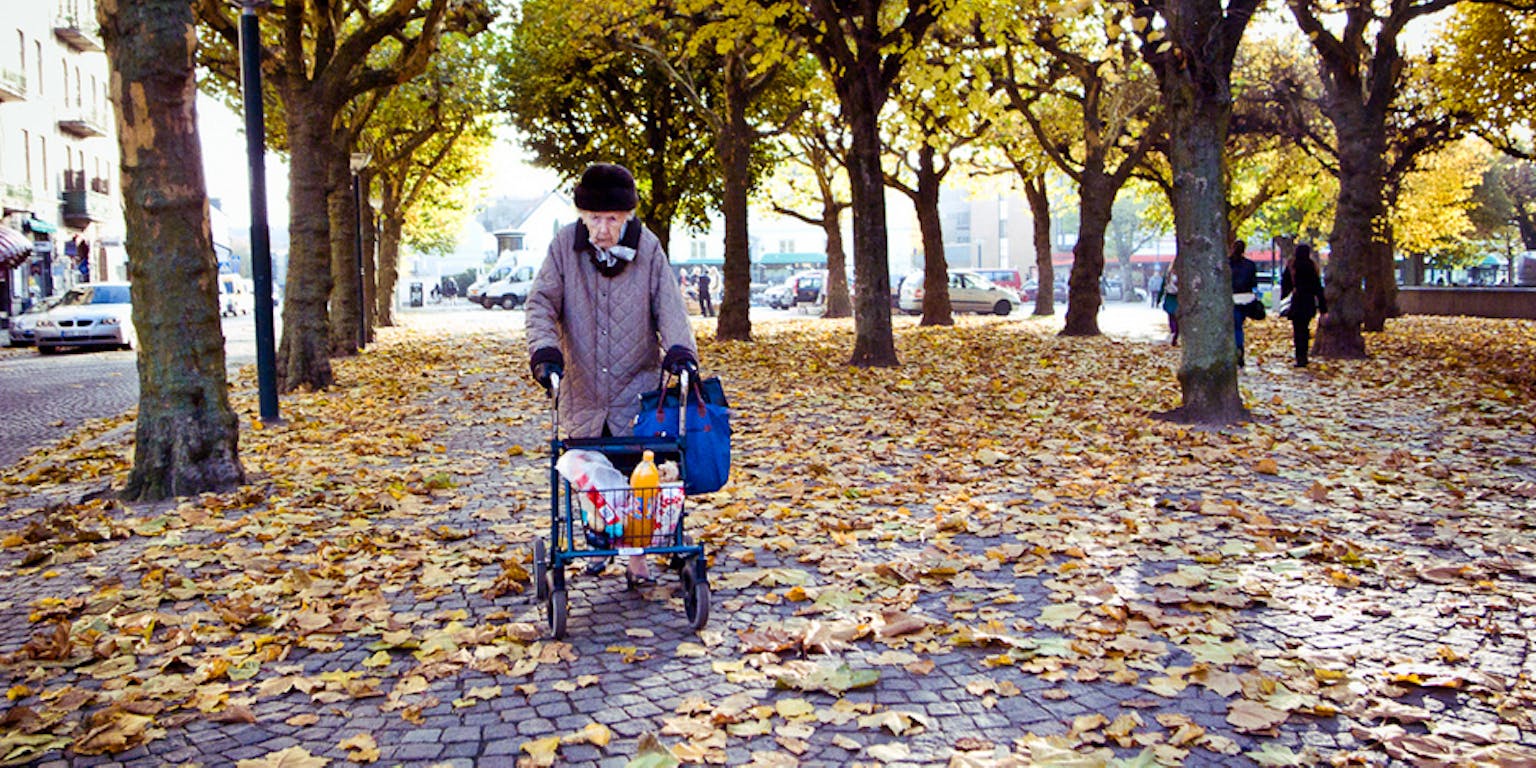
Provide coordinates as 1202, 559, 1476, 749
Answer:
526, 164, 698, 581
526, 162, 699, 437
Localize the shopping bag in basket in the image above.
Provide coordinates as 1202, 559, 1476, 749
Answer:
634, 374, 731, 495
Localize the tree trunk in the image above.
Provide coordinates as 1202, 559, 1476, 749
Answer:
843, 76, 898, 367
100, 0, 244, 501
277, 87, 337, 391
360, 171, 377, 341
1023, 174, 1055, 316
1314, 118, 1380, 359
329, 148, 361, 356
376, 181, 402, 327
380, 215, 406, 327
1061, 175, 1114, 336
716, 65, 754, 342
1157, 48, 1246, 424
822, 205, 851, 318
913, 145, 952, 326
1364, 229, 1396, 330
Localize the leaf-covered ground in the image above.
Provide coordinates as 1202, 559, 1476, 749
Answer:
0, 311, 1533, 767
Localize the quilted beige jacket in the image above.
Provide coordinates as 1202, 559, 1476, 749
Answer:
525, 220, 697, 437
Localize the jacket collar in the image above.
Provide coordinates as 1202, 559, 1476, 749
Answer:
576, 218, 642, 277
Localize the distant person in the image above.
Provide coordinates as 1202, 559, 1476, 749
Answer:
1230, 240, 1259, 367
1280, 244, 1326, 368
696, 269, 713, 317
1156, 265, 1179, 345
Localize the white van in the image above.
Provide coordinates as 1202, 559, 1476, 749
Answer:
218, 275, 255, 317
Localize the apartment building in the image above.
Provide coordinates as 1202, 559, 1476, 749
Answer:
0, 0, 125, 326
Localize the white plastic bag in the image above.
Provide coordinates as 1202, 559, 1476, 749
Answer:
650, 483, 686, 546
554, 450, 632, 538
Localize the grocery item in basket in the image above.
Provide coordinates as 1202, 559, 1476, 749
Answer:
555, 450, 633, 539
629, 450, 661, 545
651, 483, 685, 547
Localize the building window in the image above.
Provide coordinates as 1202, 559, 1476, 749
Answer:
40, 135, 47, 191
34, 41, 42, 93
691, 241, 706, 260
22, 129, 31, 185
17, 32, 24, 75
778, 239, 793, 253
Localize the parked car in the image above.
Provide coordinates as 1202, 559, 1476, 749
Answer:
34, 283, 136, 354
1021, 280, 1068, 303
765, 271, 825, 309
974, 268, 1024, 294
218, 274, 255, 317
5, 299, 59, 347
784, 270, 825, 307
764, 281, 793, 309
898, 270, 1020, 316
478, 264, 537, 310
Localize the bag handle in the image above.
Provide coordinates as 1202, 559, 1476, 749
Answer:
650, 369, 708, 423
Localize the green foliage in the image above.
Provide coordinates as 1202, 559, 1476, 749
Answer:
1435, 4, 1536, 153
361, 32, 500, 256
496, 0, 720, 234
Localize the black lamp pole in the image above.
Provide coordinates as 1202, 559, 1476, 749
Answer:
350, 153, 370, 350
240, 1, 280, 423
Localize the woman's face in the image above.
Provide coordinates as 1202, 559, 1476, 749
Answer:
580, 210, 631, 250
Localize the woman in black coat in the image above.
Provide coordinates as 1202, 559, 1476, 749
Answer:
1280, 244, 1326, 367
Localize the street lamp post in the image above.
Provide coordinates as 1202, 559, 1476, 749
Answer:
349, 153, 370, 351
240, 0, 280, 424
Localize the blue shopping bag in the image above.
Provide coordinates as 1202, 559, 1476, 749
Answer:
634, 375, 731, 495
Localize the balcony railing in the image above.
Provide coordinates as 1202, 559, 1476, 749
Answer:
0, 67, 25, 103
54, 12, 103, 53
58, 109, 108, 138
61, 189, 109, 226
90, 176, 109, 195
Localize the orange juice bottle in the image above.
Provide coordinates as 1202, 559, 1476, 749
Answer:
629, 450, 660, 545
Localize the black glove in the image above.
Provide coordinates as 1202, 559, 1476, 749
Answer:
530, 347, 564, 393
662, 345, 698, 376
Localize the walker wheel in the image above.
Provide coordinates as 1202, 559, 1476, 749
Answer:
532, 540, 548, 602
681, 564, 709, 631
548, 588, 568, 639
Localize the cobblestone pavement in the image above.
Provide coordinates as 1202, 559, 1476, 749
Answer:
0, 312, 1532, 768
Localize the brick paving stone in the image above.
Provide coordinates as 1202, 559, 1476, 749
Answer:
222, 745, 269, 762
531, 698, 574, 718
441, 741, 482, 760
561, 744, 604, 762
399, 727, 443, 744
482, 738, 520, 756
442, 725, 482, 743
393, 742, 446, 761
554, 713, 592, 730
516, 717, 556, 736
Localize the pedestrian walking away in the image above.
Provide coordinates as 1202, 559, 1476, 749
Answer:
696, 269, 713, 317
1156, 264, 1179, 345
525, 162, 702, 581
1230, 240, 1259, 367
1279, 243, 1326, 367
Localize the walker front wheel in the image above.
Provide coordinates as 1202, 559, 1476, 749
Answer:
548, 588, 568, 639
532, 540, 548, 602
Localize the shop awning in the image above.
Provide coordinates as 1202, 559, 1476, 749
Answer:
757, 252, 825, 266
0, 226, 31, 270
23, 217, 55, 234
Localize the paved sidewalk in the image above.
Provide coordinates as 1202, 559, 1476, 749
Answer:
1, 312, 1533, 768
